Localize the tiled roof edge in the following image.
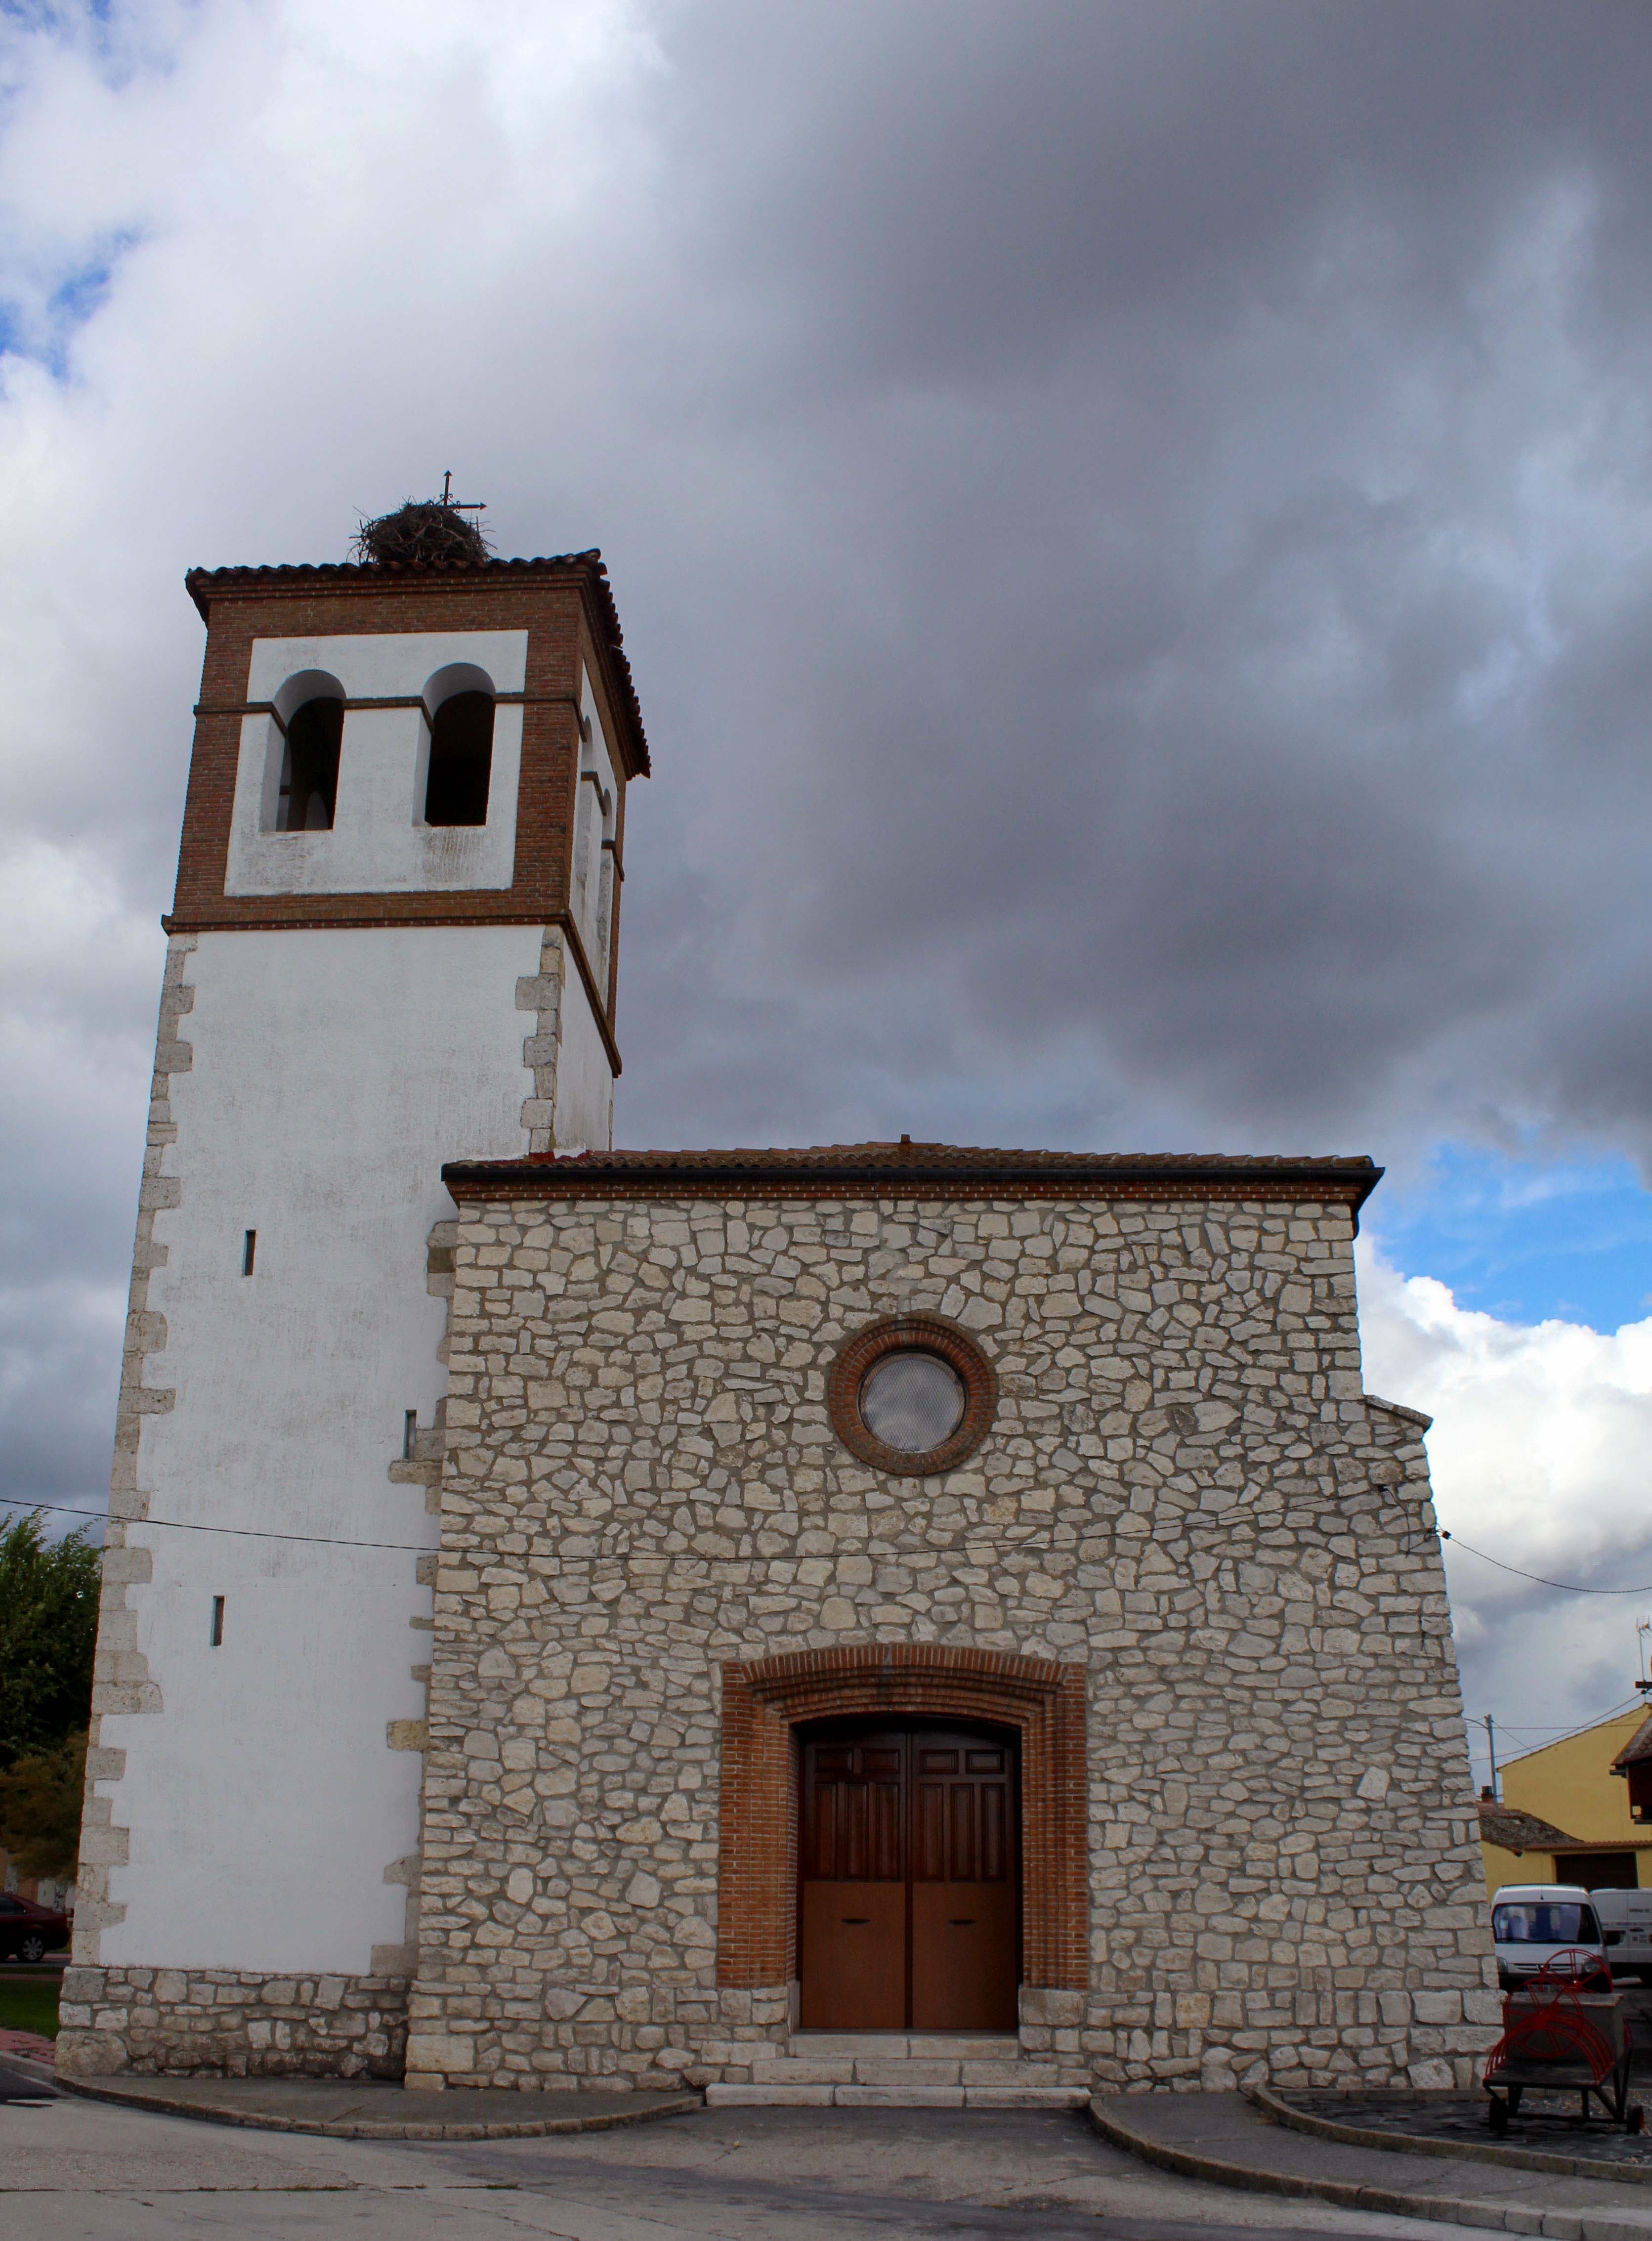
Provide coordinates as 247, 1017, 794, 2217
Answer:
1477, 1800, 1583, 1849
440, 1145, 1383, 1213
1611, 1710, 1652, 1771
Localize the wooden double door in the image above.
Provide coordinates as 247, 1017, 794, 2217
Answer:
798, 1721, 1020, 2032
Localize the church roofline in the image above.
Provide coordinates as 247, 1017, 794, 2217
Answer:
183, 550, 649, 777
441, 1143, 1383, 1219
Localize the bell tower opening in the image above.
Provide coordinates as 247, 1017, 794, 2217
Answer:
423, 690, 494, 826
276, 695, 342, 831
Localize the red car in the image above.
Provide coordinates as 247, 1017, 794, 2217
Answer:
0, 1893, 71, 1962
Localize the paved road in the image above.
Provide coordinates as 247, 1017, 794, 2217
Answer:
0, 2088, 1474, 2241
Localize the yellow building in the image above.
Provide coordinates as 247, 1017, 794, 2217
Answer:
1478, 1704, 1652, 1896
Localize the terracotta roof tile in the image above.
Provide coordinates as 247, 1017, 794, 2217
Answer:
442, 1140, 1383, 1209
1478, 1800, 1582, 1851
1612, 1711, 1652, 1772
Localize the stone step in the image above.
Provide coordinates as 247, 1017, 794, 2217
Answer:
750, 2059, 856, 2085
706, 2082, 1090, 2110
959, 2060, 1056, 2086
752, 2055, 1069, 2089
839, 2059, 974, 2086
786, 2032, 1018, 2061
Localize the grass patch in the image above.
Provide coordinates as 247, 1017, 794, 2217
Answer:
0, 1975, 60, 2038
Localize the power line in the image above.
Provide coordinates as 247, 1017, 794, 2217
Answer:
1491, 1698, 1644, 1751
1439, 1530, 1652, 1596
5, 1501, 1644, 1586
1492, 1707, 1642, 1738
0, 1494, 429, 1555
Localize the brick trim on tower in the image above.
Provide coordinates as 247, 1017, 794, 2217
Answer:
165, 565, 646, 948
717, 1643, 1088, 1993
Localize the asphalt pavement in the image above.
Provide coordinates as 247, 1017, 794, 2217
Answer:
0, 2085, 1488, 2241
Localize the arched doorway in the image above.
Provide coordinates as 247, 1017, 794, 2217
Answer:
717, 1643, 1087, 2006
798, 1718, 1021, 2031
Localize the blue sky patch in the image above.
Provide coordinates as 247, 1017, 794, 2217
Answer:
1366, 1143, 1652, 1334
0, 229, 140, 377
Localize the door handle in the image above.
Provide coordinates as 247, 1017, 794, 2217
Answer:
841, 1917, 870, 1925
949, 1918, 976, 1926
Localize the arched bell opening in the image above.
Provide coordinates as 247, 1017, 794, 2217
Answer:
262, 670, 345, 835
421, 663, 496, 827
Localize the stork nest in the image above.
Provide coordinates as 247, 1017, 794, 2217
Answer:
351, 499, 491, 568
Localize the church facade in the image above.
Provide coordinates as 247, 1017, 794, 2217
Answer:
60, 538, 1497, 2098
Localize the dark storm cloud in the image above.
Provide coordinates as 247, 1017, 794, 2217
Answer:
597, 0, 1652, 1168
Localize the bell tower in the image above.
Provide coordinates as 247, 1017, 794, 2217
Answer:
62, 514, 649, 2074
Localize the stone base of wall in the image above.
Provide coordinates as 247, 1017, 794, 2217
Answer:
55, 1967, 409, 2080
1083, 1983, 1501, 2095
52, 1966, 1495, 2092
403, 1980, 792, 2093
400, 1977, 1496, 2095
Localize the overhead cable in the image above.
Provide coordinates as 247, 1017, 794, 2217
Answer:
0, 1493, 428, 1555
1439, 1529, 1652, 1597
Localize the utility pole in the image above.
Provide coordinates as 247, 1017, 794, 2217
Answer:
1484, 1713, 1499, 1801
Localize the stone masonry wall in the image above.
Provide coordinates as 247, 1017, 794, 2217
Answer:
59, 1965, 407, 2078
407, 1187, 1498, 2095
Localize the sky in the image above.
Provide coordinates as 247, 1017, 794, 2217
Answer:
5, 0, 1652, 1791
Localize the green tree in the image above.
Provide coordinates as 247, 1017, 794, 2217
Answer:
0, 1728, 87, 1881
0, 1511, 101, 1772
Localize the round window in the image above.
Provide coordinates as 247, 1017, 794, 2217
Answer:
859, 1350, 967, 1454
828, 1314, 997, 1476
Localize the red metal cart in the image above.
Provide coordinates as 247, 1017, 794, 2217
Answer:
1483, 1951, 1641, 2135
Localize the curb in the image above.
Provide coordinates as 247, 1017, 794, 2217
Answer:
1245, 2083, 1652, 2187
0, 2050, 57, 2092
51, 2075, 703, 2141
1089, 2096, 1652, 2241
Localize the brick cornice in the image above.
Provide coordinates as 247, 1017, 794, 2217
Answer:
441, 1148, 1380, 1222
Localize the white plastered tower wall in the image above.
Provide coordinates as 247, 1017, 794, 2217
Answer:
60, 549, 645, 2079
102, 921, 546, 1979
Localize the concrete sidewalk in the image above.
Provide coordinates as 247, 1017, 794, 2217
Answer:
48, 2065, 700, 2139
1094, 2092, 1652, 2241
0, 2091, 1511, 2241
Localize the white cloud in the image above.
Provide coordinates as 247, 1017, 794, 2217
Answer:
1358, 1242, 1652, 1773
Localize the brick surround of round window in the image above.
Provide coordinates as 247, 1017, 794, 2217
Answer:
828, 1312, 997, 1476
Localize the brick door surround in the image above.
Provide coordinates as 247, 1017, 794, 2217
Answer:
718, 1644, 1088, 1992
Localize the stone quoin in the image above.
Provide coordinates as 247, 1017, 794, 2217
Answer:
59, 527, 1499, 2096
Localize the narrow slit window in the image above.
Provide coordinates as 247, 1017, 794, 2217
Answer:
242, 1229, 256, 1276
209, 1596, 224, 1648
423, 692, 494, 826
276, 697, 343, 831
403, 1410, 418, 1460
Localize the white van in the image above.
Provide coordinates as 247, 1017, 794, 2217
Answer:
1593, 1887, 1652, 1983
1490, 1884, 1606, 1989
